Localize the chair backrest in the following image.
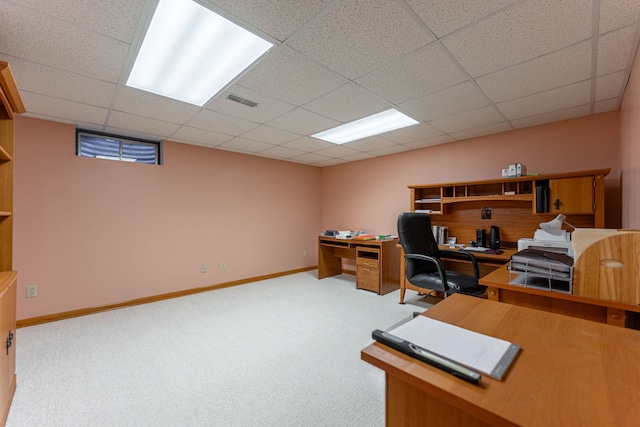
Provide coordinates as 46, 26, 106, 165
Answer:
397, 212, 439, 255
397, 212, 440, 276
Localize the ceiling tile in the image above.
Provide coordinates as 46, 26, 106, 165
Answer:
599, 0, 640, 33
595, 98, 620, 113
497, 80, 592, 120
218, 137, 274, 153
187, 110, 259, 136
104, 126, 169, 142
476, 41, 592, 103
343, 135, 398, 152
237, 46, 348, 105
369, 144, 414, 157
107, 111, 181, 137
596, 71, 626, 100
207, 85, 295, 123
207, 0, 333, 42
303, 83, 391, 122
169, 127, 233, 147
20, 91, 108, 125
339, 152, 375, 163
314, 157, 350, 166
266, 108, 340, 135
450, 122, 513, 140
240, 124, 301, 144
14, 0, 146, 43
597, 25, 637, 76
0, 2, 129, 82
356, 43, 469, 104
429, 106, 505, 133
442, 0, 593, 77
312, 144, 362, 159
406, 0, 518, 38
380, 123, 444, 144
280, 136, 335, 152
0, 55, 116, 108
511, 104, 591, 129
288, 152, 333, 164
114, 87, 201, 124
400, 81, 490, 122
288, 0, 433, 79
404, 134, 455, 149
256, 145, 307, 160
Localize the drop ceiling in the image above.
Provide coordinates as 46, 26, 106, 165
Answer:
1, 0, 639, 167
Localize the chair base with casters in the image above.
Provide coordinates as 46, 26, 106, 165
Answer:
397, 212, 487, 302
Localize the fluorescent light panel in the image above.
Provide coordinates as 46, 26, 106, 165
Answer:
312, 109, 419, 144
126, 0, 273, 106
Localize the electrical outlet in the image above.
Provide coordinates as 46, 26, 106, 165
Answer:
220, 261, 226, 270
200, 264, 207, 273
26, 285, 37, 298
303, 250, 307, 257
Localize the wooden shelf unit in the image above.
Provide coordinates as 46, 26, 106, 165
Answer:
408, 169, 610, 248
0, 61, 24, 426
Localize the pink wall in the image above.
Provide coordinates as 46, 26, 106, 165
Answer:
14, 117, 321, 320
321, 112, 621, 237
620, 48, 640, 229
14, 102, 628, 321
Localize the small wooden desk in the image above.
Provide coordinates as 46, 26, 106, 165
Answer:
398, 246, 516, 303
480, 265, 640, 327
318, 236, 400, 295
361, 294, 640, 427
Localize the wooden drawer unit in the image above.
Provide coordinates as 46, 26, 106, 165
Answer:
356, 247, 380, 293
318, 236, 400, 296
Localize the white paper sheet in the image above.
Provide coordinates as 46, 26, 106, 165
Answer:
389, 315, 518, 378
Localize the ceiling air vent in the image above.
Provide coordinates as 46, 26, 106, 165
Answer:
227, 93, 258, 107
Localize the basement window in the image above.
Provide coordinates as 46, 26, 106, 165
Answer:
76, 130, 161, 165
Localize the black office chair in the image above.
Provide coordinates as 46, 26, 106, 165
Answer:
397, 212, 486, 298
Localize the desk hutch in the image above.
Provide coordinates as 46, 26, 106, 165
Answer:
0, 62, 24, 426
407, 168, 609, 245
400, 169, 610, 302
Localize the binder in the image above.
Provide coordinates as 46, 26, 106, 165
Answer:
535, 186, 548, 213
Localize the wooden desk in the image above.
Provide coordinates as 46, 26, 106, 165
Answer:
398, 246, 516, 303
480, 265, 640, 327
318, 236, 400, 295
361, 294, 640, 427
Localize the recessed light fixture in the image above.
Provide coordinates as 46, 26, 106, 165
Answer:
311, 109, 419, 144
126, 0, 273, 106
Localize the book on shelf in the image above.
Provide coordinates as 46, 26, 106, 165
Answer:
431, 225, 448, 245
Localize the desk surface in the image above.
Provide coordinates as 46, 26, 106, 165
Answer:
481, 265, 640, 313
361, 294, 640, 426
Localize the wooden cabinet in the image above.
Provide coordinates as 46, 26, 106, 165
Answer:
0, 61, 24, 426
408, 169, 609, 247
1, 272, 16, 426
356, 247, 380, 292
549, 176, 594, 214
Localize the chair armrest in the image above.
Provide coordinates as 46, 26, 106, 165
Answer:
439, 249, 480, 278
404, 253, 448, 287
